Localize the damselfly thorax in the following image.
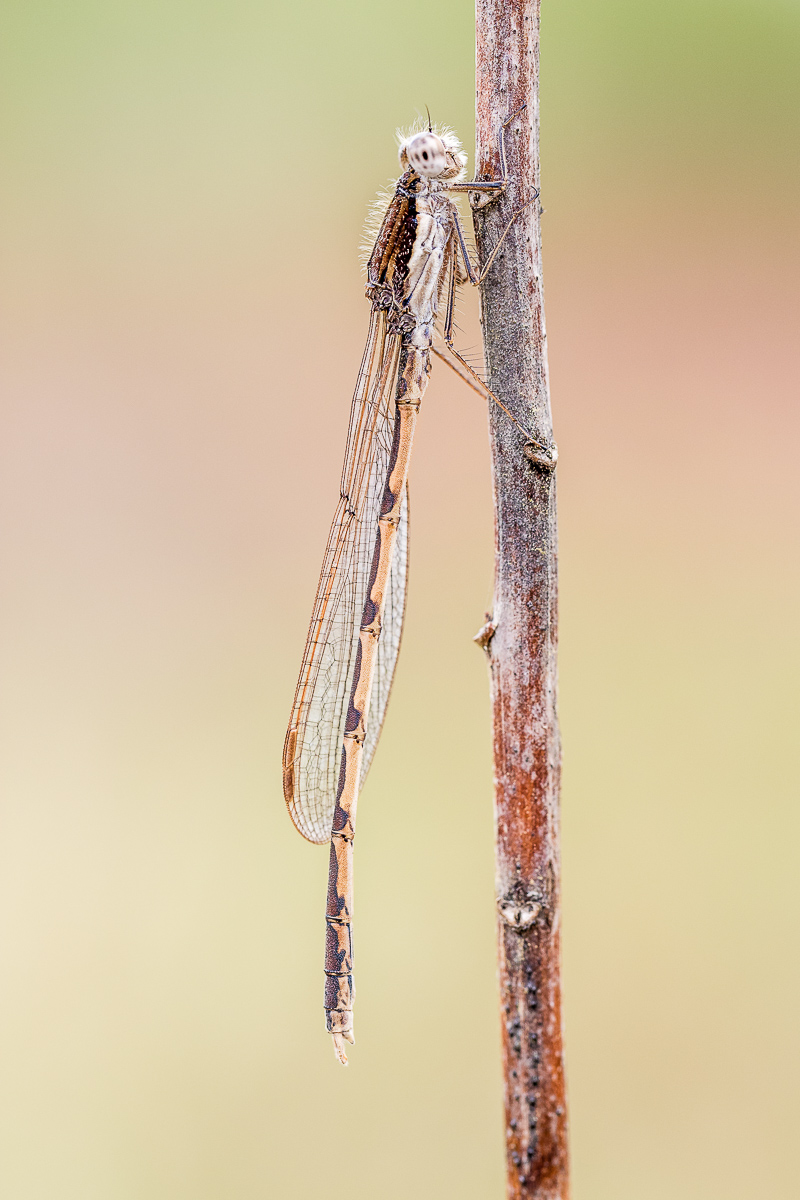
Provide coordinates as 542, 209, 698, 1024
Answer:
282, 113, 556, 1064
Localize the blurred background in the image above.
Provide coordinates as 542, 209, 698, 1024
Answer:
1, 1, 798, 1197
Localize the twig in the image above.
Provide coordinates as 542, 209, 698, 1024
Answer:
473, 2, 569, 1196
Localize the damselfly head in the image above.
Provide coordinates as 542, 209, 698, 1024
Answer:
403, 131, 448, 177
397, 124, 467, 183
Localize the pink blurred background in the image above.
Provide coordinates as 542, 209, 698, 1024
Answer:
1, 1, 798, 1196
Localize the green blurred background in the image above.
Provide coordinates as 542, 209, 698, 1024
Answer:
1, 1, 798, 1196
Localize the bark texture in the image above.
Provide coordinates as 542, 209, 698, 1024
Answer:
474, 2, 569, 1196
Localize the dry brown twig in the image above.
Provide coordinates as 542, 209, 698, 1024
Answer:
473, 1, 569, 1195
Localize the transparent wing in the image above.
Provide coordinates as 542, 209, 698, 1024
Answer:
359, 483, 408, 786
283, 308, 405, 843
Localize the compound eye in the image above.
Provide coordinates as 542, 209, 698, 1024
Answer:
406, 133, 448, 177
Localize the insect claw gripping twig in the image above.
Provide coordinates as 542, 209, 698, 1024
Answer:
524, 440, 559, 469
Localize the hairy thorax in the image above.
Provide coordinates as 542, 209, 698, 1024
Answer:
402, 187, 456, 350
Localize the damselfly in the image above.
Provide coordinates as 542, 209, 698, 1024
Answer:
282, 110, 556, 1064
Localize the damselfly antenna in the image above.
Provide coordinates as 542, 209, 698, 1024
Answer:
425, 104, 432, 132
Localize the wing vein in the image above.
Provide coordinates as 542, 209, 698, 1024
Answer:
283, 309, 408, 843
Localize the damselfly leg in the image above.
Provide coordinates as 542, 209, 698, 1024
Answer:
442, 159, 557, 465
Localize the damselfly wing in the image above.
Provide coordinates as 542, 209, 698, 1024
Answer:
282, 309, 409, 845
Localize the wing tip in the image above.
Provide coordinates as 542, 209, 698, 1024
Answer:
282, 726, 297, 808
282, 725, 331, 844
